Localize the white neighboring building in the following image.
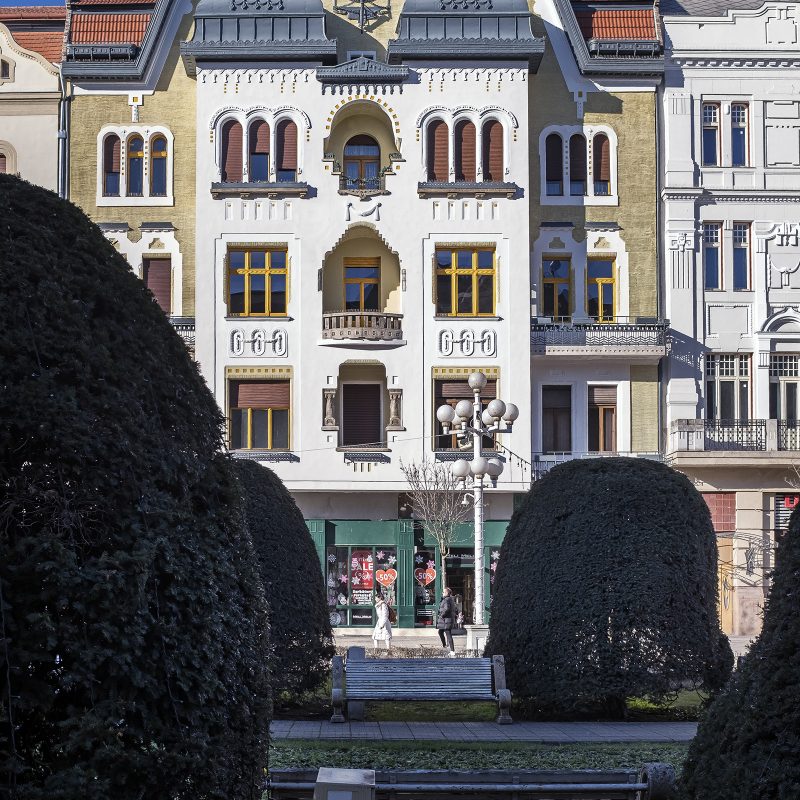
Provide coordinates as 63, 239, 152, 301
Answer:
662, 0, 800, 647
182, 0, 542, 630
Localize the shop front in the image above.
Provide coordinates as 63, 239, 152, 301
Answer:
306, 518, 508, 631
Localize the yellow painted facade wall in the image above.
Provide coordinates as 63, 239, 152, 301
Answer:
67, 10, 197, 315
630, 364, 659, 452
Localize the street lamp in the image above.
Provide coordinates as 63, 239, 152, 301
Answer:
436, 371, 519, 627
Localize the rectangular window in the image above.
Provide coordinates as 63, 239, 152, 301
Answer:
229, 380, 290, 450
703, 224, 721, 290
227, 248, 288, 316
344, 259, 380, 311
542, 259, 571, 321
586, 259, 615, 322
704, 492, 736, 532
341, 383, 382, 448
731, 103, 748, 167
434, 378, 496, 450
143, 257, 172, 314
733, 223, 750, 290
435, 247, 496, 317
769, 355, 800, 423
588, 385, 616, 452
326, 546, 397, 628
706, 355, 749, 421
702, 103, 720, 167
542, 385, 571, 453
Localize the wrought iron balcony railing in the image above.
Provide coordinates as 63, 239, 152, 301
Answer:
531, 317, 669, 353
322, 310, 403, 341
338, 175, 386, 197
670, 419, 800, 453
531, 451, 664, 481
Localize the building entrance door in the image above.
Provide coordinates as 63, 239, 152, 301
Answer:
445, 548, 476, 627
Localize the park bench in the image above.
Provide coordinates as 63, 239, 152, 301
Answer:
330, 646, 512, 724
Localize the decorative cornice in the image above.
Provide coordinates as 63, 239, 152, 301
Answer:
181, 40, 337, 76
669, 52, 800, 69
316, 56, 409, 85
662, 187, 800, 203
417, 181, 518, 199
388, 38, 545, 68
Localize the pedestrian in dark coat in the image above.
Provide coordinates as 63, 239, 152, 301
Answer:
437, 587, 456, 656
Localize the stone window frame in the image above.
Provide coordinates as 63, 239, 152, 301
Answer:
96, 124, 174, 207
538, 124, 619, 207
0, 54, 16, 84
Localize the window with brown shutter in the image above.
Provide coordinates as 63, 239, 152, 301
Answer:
221, 120, 243, 183
249, 120, 270, 182
545, 133, 562, 196
427, 120, 448, 182
569, 133, 586, 196
482, 120, 503, 182
433, 378, 496, 450
341, 384, 382, 447
103, 134, 121, 196
276, 119, 297, 181
588, 385, 616, 452
143, 257, 171, 314
542, 386, 571, 453
593, 133, 610, 196
229, 380, 290, 450
454, 120, 476, 182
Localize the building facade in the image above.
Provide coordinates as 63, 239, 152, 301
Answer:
0, 6, 65, 191
662, 0, 800, 646
63, 0, 197, 353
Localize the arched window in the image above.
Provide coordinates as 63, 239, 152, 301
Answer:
103, 134, 121, 196
0, 59, 10, 81
343, 134, 380, 191
593, 133, 610, 196
427, 119, 448, 182
127, 135, 144, 196
545, 133, 562, 196
454, 120, 476, 182
221, 120, 243, 183
569, 134, 586, 197
276, 119, 297, 182
249, 120, 270, 182
482, 120, 503, 182
150, 135, 168, 197
0, 153, 6, 174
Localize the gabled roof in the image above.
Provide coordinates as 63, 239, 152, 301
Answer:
180, 0, 337, 75
0, 6, 66, 64
70, 12, 151, 44
575, 7, 659, 40
387, 0, 545, 68
316, 56, 409, 85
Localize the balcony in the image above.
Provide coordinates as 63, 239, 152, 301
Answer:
530, 317, 669, 360
531, 451, 663, 481
321, 311, 404, 345
210, 180, 309, 198
668, 419, 800, 467
417, 180, 519, 199
338, 174, 388, 199
169, 316, 195, 356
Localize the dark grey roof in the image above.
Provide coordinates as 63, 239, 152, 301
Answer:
180, 0, 337, 75
387, 0, 545, 67
660, 0, 766, 16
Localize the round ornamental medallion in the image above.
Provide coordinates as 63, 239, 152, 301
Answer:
329, 611, 342, 627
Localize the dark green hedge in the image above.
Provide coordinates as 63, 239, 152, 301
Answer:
485, 457, 732, 716
681, 506, 800, 799
0, 176, 270, 799
233, 460, 333, 697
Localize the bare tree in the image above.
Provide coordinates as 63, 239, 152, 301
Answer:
399, 458, 471, 591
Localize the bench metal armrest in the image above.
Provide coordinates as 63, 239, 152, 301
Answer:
492, 655, 513, 724
330, 655, 345, 723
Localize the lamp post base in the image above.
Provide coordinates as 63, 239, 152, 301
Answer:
465, 623, 490, 655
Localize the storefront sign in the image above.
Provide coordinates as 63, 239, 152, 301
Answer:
351, 549, 374, 590
351, 608, 373, 626
376, 568, 397, 587
414, 567, 436, 586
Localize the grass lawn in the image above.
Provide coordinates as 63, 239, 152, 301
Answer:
270, 739, 690, 772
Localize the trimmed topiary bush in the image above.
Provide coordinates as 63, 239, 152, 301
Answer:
233, 460, 334, 699
485, 457, 732, 717
681, 507, 800, 799
0, 175, 270, 800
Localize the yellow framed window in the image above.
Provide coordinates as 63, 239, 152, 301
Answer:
127, 135, 144, 197
229, 380, 290, 450
150, 135, 168, 197
227, 248, 288, 316
587, 258, 615, 322
542, 258, 571, 320
435, 247, 495, 316
344, 258, 380, 311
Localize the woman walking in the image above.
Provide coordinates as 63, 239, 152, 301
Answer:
372, 594, 392, 651
437, 587, 456, 656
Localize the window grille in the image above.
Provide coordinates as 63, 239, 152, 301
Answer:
770, 355, 800, 378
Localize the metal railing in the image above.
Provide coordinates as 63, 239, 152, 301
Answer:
530, 318, 669, 350
338, 174, 386, 196
704, 420, 766, 451
322, 310, 403, 341
779, 420, 800, 450
531, 451, 663, 480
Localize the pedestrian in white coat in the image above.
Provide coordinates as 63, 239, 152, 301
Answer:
372, 594, 392, 650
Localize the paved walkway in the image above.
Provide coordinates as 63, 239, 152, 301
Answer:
271, 720, 697, 743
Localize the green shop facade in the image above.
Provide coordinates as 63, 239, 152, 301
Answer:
307, 518, 509, 630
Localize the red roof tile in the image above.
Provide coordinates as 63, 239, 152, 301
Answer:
70, 12, 150, 44
9, 30, 64, 61
575, 8, 658, 40
0, 6, 66, 21
71, 0, 155, 6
